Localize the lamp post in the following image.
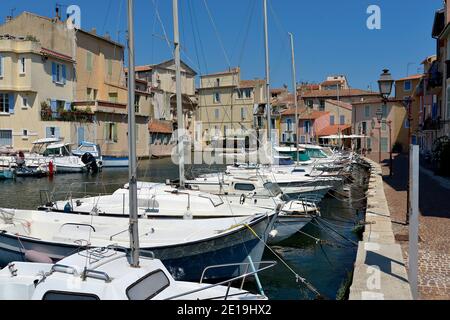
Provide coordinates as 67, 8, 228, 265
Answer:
377, 69, 394, 166
376, 108, 383, 164
387, 120, 393, 176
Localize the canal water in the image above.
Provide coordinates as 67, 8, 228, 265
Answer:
0, 158, 369, 300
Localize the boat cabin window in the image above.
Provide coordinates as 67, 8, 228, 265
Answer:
42, 291, 100, 300
263, 182, 282, 196
77, 145, 96, 153
126, 270, 170, 300
44, 146, 71, 157
292, 168, 306, 173
234, 183, 256, 191
30, 143, 49, 155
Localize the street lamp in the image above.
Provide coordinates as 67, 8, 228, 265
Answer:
377, 69, 394, 165
376, 108, 383, 164
387, 120, 393, 177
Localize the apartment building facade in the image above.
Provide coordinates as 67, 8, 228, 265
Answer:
0, 11, 150, 157
197, 67, 266, 143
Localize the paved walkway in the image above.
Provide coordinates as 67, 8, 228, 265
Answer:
367, 152, 450, 300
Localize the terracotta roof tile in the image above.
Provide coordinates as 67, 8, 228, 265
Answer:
239, 79, 265, 88
300, 88, 378, 98
396, 74, 423, 82
317, 124, 352, 136
148, 120, 173, 134
281, 108, 329, 119
325, 99, 353, 110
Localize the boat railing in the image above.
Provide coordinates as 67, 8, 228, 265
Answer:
164, 260, 277, 300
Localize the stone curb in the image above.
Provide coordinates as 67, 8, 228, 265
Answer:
349, 158, 413, 300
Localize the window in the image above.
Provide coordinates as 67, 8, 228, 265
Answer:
382, 121, 387, 131
365, 105, 370, 118
214, 92, 220, 103
46, 127, 60, 139
304, 120, 311, 134
0, 130, 12, 146
330, 115, 335, 125
42, 291, 99, 301
105, 122, 118, 143
0, 93, 13, 113
236, 89, 243, 99
18, 56, 26, 74
300, 135, 306, 143
126, 270, 170, 300
404, 80, 412, 92
240, 107, 247, 120
135, 95, 141, 113
214, 108, 220, 120
215, 78, 220, 87
108, 59, 113, 76
371, 120, 375, 130
109, 93, 118, 103
287, 118, 292, 131
52, 62, 66, 85
86, 52, 93, 71
22, 129, 28, 137
244, 89, 252, 99
87, 88, 92, 100
367, 138, 371, 150
319, 100, 325, 111
361, 121, 367, 134
404, 119, 410, 129
234, 183, 256, 191
306, 100, 313, 108
22, 96, 28, 109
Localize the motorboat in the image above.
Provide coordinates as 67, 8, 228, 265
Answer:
73, 141, 127, 168
0, 247, 271, 300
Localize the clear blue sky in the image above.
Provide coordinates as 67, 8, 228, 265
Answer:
2, 0, 443, 91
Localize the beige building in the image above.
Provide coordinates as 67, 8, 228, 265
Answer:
352, 98, 409, 153
0, 35, 96, 151
197, 67, 266, 143
0, 11, 150, 158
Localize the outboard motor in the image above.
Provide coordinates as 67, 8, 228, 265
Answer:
81, 152, 99, 174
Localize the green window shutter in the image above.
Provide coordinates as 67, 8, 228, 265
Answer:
104, 123, 108, 141
113, 123, 118, 142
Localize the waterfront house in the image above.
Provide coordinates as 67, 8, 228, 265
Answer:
197, 67, 266, 145
352, 98, 408, 153
0, 35, 96, 151
0, 11, 150, 158
280, 108, 330, 145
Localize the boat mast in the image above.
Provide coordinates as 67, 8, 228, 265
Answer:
127, 0, 140, 267
263, 0, 271, 142
173, 0, 185, 188
288, 32, 299, 163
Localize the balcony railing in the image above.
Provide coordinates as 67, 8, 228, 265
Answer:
41, 109, 94, 123
421, 117, 442, 131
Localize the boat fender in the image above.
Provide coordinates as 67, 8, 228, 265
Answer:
25, 250, 52, 264
64, 202, 72, 213
269, 229, 278, 238
239, 194, 246, 205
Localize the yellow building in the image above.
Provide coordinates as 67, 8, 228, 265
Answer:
352, 98, 408, 153
0, 35, 96, 151
0, 11, 150, 158
197, 67, 266, 143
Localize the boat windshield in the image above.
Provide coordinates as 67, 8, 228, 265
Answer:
44, 146, 71, 157
306, 148, 328, 159
263, 182, 282, 197
30, 143, 50, 155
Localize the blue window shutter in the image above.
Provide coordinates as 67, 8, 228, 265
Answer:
52, 62, 56, 82
55, 127, 61, 139
8, 93, 15, 114
46, 127, 52, 138
50, 99, 57, 113
65, 101, 71, 111
62, 65, 67, 84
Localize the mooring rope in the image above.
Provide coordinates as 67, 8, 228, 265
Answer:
244, 224, 325, 299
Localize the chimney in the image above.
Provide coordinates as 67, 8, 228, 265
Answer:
91, 28, 97, 35
5, 16, 12, 23
104, 32, 110, 40
55, 6, 61, 21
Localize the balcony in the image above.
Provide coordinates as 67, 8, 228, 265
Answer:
41, 107, 94, 123
421, 117, 442, 131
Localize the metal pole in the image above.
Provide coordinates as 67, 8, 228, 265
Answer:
379, 125, 382, 164
173, 0, 185, 188
127, 0, 140, 267
389, 122, 393, 177
263, 0, 271, 141
337, 84, 341, 148
409, 145, 419, 299
288, 32, 299, 163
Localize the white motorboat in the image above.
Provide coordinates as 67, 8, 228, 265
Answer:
0, 247, 271, 300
